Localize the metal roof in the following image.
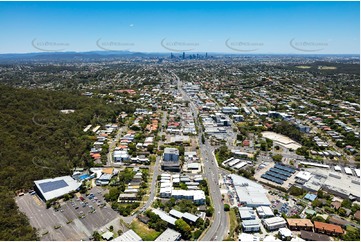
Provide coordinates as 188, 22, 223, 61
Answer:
34, 176, 81, 201
155, 228, 181, 241
152, 209, 177, 225
169, 209, 184, 219
113, 230, 142, 241
183, 212, 199, 222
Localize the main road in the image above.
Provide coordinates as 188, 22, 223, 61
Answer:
172, 71, 229, 241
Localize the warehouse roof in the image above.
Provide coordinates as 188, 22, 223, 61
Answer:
34, 176, 81, 201
256, 206, 274, 217
263, 217, 287, 226
113, 230, 142, 241
230, 174, 270, 207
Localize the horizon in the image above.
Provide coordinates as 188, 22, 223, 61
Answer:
0, 1, 359, 54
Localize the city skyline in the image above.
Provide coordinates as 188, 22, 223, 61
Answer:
0, 1, 359, 54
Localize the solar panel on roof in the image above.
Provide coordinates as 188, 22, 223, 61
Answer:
39, 180, 68, 193
262, 173, 284, 185
275, 164, 295, 173
269, 168, 291, 177
266, 171, 288, 180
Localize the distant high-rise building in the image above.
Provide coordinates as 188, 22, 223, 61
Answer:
170, 53, 174, 59
182, 52, 185, 59
206, 52, 208, 58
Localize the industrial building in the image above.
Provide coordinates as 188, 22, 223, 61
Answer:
256, 206, 274, 218
262, 217, 287, 231
229, 174, 271, 207
113, 230, 142, 241
34, 176, 81, 201
238, 207, 256, 220
242, 220, 261, 232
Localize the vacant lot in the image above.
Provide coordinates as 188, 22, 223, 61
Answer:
130, 219, 160, 241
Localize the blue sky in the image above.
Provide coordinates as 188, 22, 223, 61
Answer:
0, 1, 359, 54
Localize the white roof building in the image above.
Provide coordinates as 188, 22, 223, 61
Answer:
279, 228, 292, 238
102, 231, 114, 241
238, 233, 260, 242
256, 206, 274, 218
34, 176, 81, 201
169, 209, 184, 219
230, 174, 270, 207
263, 217, 287, 231
183, 212, 199, 223
155, 228, 181, 241
113, 230, 142, 241
152, 209, 177, 225
296, 171, 312, 181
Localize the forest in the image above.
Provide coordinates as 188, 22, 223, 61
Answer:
0, 85, 136, 240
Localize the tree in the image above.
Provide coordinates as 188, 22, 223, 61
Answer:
272, 154, 283, 162
224, 204, 230, 211
288, 186, 305, 196
312, 199, 322, 208
93, 231, 101, 241
341, 199, 352, 209
206, 207, 214, 217
175, 219, 191, 239
339, 208, 347, 217
312, 216, 326, 223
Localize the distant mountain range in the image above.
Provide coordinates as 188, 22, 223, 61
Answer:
0, 51, 170, 62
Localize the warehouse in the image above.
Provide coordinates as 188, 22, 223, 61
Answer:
256, 206, 274, 218
242, 220, 260, 232
113, 230, 142, 241
263, 217, 287, 231
238, 207, 256, 220
230, 174, 271, 207
34, 176, 81, 201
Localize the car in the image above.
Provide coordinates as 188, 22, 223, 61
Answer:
75, 206, 79, 209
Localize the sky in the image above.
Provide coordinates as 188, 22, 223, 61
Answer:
0, 1, 359, 54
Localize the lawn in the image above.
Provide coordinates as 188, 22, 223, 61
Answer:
130, 219, 161, 241
225, 208, 238, 241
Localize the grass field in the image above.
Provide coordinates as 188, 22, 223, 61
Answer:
225, 208, 238, 241
130, 219, 161, 241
